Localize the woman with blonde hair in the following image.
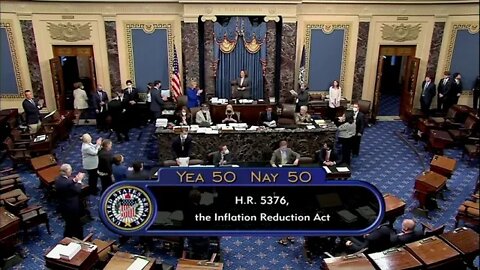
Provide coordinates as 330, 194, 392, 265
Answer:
186, 80, 203, 108
222, 104, 239, 124
73, 82, 89, 124
81, 133, 102, 195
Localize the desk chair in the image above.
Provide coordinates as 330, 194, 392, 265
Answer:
189, 107, 201, 124
462, 137, 480, 165
0, 169, 24, 193
3, 137, 31, 167
358, 100, 372, 125
455, 193, 480, 227
278, 104, 296, 126
420, 222, 446, 237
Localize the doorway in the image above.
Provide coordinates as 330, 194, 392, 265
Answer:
50, 45, 97, 111
372, 45, 419, 121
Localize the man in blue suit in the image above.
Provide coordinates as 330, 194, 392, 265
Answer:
420, 75, 436, 116
92, 84, 109, 131
150, 80, 165, 119
21, 89, 44, 134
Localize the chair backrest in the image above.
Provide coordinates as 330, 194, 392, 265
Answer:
176, 95, 188, 109
190, 107, 201, 123
464, 114, 479, 130
281, 104, 296, 119
3, 137, 13, 151
235, 111, 241, 122
358, 100, 371, 116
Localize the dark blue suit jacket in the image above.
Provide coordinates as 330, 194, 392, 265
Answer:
92, 90, 109, 111
150, 88, 164, 112
22, 99, 41, 124
55, 175, 82, 215
421, 81, 436, 105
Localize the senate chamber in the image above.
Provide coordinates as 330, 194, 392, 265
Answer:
0, 0, 479, 269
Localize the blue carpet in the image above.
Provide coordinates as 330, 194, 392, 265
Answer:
4, 122, 479, 270
378, 94, 400, 116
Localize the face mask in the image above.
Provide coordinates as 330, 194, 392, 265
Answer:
353, 107, 359, 112
81, 86, 84, 89
227, 110, 232, 114
182, 112, 187, 116
202, 108, 208, 112
223, 149, 230, 155
127, 85, 132, 89
181, 135, 187, 140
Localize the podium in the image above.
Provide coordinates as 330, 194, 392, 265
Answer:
414, 171, 447, 217
383, 194, 406, 225
430, 155, 456, 178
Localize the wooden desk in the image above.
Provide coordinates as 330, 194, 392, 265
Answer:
176, 258, 224, 270
30, 135, 53, 155
42, 111, 74, 142
405, 236, 464, 269
45, 237, 99, 270
430, 155, 456, 178
439, 227, 479, 267
30, 154, 57, 171
0, 207, 21, 259
428, 130, 453, 155
103, 251, 155, 270
37, 165, 60, 187
324, 254, 376, 270
414, 171, 447, 213
383, 194, 406, 225
368, 247, 422, 270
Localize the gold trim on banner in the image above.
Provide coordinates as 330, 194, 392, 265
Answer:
244, 35, 261, 54
124, 22, 174, 86
444, 22, 479, 73
304, 23, 351, 89
219, 36, 237, 53
0, 20, 24, 99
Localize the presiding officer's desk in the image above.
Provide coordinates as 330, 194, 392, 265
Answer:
156, 125, 337, 163
209, 103, 271, 125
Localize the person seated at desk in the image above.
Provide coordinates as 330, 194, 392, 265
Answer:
318, 142, 337, 166
234, 69, 251, 99
222, 104, 239, 124
270, 140, 300, 167
174, 106, 191, 126
112, 154, 127, 182
345, 223, 394, 254
172, 130, 193, 165
126, 161, 149, 180
186, 80, 204, 108
295, 105, 312, 126
259, 106, 278, 127
391, 219, 423, 246
195, 103, 213, 126
212, 144, 233, 166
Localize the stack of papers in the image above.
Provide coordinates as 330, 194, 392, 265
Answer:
248, 126, 259, 131
189, 125, 199, 132
322, 166, 332, 174
205, 129, 219, 134
315, 120, 326, 125
127, 257, 150, 270
306, 125, 316, 129
336, 167, 350, 172
239, 99, 254, 104
178, 157, 189, 167
161, 110, 175, 115
46, 242, 82, 260
155, 118, 168, 128
34, 134, 47, 142
221, 126, 234, 131
196, 127, 207, 133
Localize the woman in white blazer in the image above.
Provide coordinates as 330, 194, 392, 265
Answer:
328, 80, 342, 120
73, 82, 89, 125
81, 133, 102, 195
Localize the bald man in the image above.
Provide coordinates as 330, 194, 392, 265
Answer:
391, 219, 422, 245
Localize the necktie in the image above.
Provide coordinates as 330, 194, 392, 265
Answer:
30, 99, 35, 105
422, 82, 428, 96
444, 79, 447, 85
325, 150, 330, 162
181, 138, 185, 151
267, 112, 271, 121
281, 151, 287, 165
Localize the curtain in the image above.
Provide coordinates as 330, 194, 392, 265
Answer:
214, 17, 267, 99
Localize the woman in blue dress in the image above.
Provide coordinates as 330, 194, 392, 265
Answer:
186, 80, 203, 108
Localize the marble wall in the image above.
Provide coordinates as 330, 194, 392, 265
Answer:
203, 21, 216, 97
181, 22, 200, 85
104, 21, 121, 91
352, 22, 370, 102
264, 21, 276, 99
426, 22, 445, 78
280, 22, 297, 102
20, 20, 43, 99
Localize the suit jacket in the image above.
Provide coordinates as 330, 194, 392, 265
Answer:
212, 151, 233, 166
270, 148, 300, 166
391, 230, 423, 246
354, 111, 365, 135
123, 87, 140, 103
236, 77, 251, 91
318, 149, 337, 164
259, 111, 278, 124
55, 175, 83, 215
150, 88, 164, 112
421, 81, 436, 104
297, 90, 309, 107
92, 90, 109, 112
22, 99, 41, 124
112, 164, 128, 182
295, 113, 312, 125
351, 225, 393, 253
108, 99, 126, 128
452, 79, 463, 99
172, 135, 193, 158
186, 88, 201, 108
195, 110, 212, 124
97, 149, 114, 175
437, 77, 453, 97
126, 170, 150, 180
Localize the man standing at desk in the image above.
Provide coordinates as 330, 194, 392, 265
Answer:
150, 80, 165, 119
172, 130, 193, 165
212, 144, 233, 166
22, 89, 44, 134
270, 141, 300, 167
55, 163, 85, 238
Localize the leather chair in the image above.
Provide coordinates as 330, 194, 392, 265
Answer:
420, 222, 445, 237
0, 189, 29, 212
176, 96, 188, 109
190, 107, 201, 124
278, 104, 296, 126
3, 137, 31, 167
0, 169, 24, 193
14, 205, 51, 238
10, 129, 31, 146
358, 100, 372, 125
447, 113, 479, 144
455, 194, 479, 227
462, 137, 480, 165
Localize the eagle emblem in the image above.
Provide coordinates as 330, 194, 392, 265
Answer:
47, 22, 92, 42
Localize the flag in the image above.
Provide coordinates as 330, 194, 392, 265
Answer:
171, 45, 182, 99
298, 45, 306, 87
120, 196, 136, 219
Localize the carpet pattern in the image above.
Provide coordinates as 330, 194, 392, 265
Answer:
378, 94, 400, 116
3, 121, 479, 270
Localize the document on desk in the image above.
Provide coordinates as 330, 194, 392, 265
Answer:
127, 257, 150, 270
306, 125, 316, 129
46, 244, 65, 259
336, 167, 350, 172
322, 166, 332, 174
34, 134, 47, 142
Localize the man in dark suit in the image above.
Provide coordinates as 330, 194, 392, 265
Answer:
420, 75, 436, 116
150, 80, 165, 119
212, 144, 233, 166
172, 130, 193, 165
97, 139, 114, 193
270, 141, 300, 167
451, 73, 463, 105
317, 142, 337, 166
92, 84, 109, 131
391, 219, 423, 246
126, 161, 150, 180
108, 91, 130, 142
345, 224, 394, 254
352, 102, 365, 157
123, 80, 140, 129
437, 71, 453, 113
22, 89, 44, 134
259, 106, 278, 127
55, 163, 85, 238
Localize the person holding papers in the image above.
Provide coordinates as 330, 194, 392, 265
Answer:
270, 141, 300, 167
175, 106, 192, 126
295, 105, 312, 126
212, 144, 233, 166
172, 130, 193, 165
222, 104, 239, 124
259, 106, 278, 127
195, 103, 213, 126
318, 142, 337, 166
55, 163, 85, 238
328, 80, 342, 120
